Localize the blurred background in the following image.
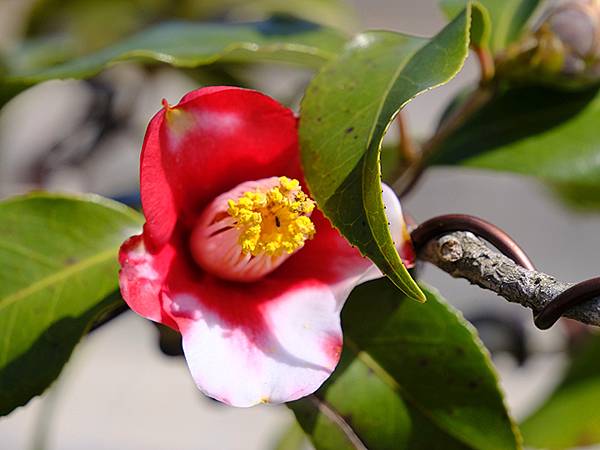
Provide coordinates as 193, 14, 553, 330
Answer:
1, 0, 598, 448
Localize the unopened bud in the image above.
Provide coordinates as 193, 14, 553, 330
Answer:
497, 0, 600, 89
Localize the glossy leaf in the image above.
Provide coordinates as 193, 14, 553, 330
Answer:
439, 0, 540, 52
1, 17, 347, 105
299, 6, 479, 301
431, 86, 600, 209
520, 334, 600, 449
0, 193, 142, 416
289, 280, 521, 450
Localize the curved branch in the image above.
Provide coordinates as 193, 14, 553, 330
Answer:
418, 231, 600, 327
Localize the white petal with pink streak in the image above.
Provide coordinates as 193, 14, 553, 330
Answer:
165, 285, 342, 407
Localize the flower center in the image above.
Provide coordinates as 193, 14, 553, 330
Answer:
227, 177, 316, 256
190, 176, 316, 282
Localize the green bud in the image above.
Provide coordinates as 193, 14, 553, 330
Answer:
497, 0, 600, 89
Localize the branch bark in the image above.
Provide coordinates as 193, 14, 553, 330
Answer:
419, 231, 600, 326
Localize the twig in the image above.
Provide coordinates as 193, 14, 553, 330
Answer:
473, 45, 495, 85
396, 111, 418, 163
393, 85, 494, 198
419, 231, 600, 327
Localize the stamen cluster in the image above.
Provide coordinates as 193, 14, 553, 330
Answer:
227, 177, 316, 256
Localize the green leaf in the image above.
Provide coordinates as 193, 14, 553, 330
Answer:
0, 17, 347, 106
7, 18, 345, 81
469, 1, 492, 50
520, 334, 600, 449
431, 85, 600, 209
439, 0, 540, 52
299, 6, 479, 302
289, 280, 521, 450
0, 193, 142, 416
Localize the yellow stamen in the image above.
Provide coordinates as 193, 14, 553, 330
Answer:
227, 177, 316, 257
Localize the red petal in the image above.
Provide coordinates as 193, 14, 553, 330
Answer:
118, 235, 178, 330
140, 87, 299, 247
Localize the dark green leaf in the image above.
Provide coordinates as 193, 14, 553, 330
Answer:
431, 85, 600, 209
289, 280, 521, 450
0, 193, 142, 416
439, 0, 540, 52
520, 334, 600, 449
1, 18, 347, 106
299, 6, 479, 301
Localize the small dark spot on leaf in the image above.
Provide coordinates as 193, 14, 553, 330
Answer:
317, 117, 322, 122
345, 127, 354, 134
64, 257, 79, 266
468, 379, 481, 390
353, 135, 358, 140
455, 346, 465, 356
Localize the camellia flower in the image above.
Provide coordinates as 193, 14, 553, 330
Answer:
118, 86, 415, 407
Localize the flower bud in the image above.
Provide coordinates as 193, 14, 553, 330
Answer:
497, 0, 600, 89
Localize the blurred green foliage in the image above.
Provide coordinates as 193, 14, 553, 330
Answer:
24, 0, 356, 52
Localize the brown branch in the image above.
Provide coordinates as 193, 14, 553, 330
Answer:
393, 85, 494, 198
396, 111, 418, 163
419, 231, 600, 327
473, 45, 495, 85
